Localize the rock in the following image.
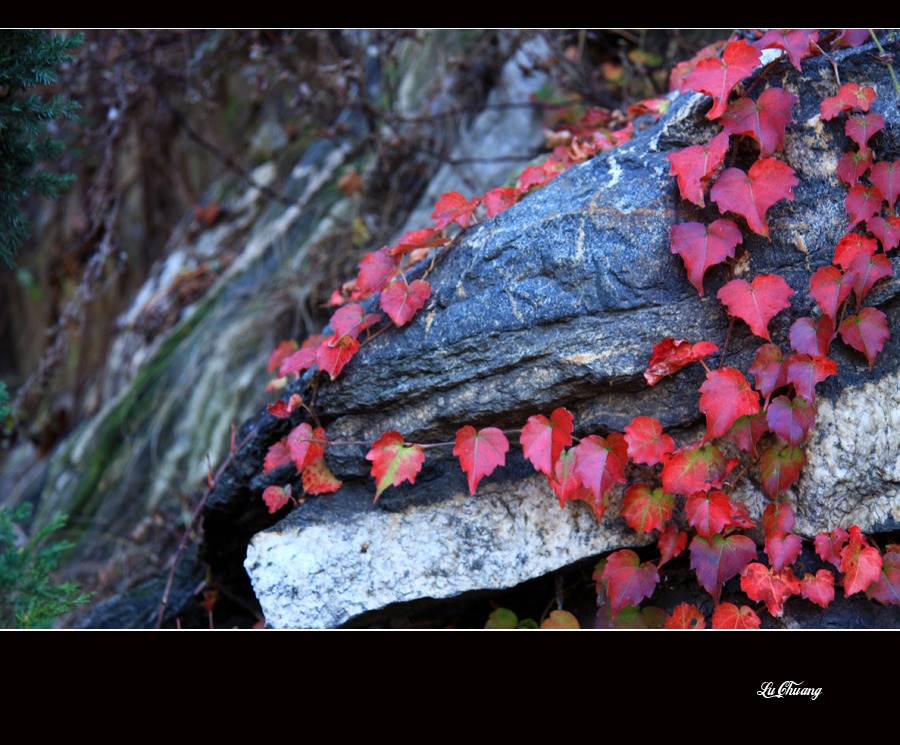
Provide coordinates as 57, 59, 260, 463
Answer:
231, 39, 900, 627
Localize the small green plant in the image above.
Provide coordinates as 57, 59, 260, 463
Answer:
0, 503, 91, 628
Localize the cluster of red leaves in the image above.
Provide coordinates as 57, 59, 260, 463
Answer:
257, 30, 899, 628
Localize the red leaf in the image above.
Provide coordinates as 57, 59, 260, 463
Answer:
685, 490, 737, 540
753, 29, 819, 71
667, 132, 730, 207
262, 484, 292, 515
356, 247, 399, 297
621, 484, 674, 534
801, 570, 835, 609
846, 112, 885, 150
760, 443, 806, 497
710, 158, 798, 237
365, 431, 426, 502
749, 343, 787, 399
380, 278, 431, 326
821, 82, 876, 120
432, 190, 480, 229
602, 549, 660, 614
841, 525, 883, 596
712, 602, 761, 629
839, 307, 890, 368
682, 39, 761, 120
301, 456, 342, 495
835, 148, 873, 186
762, 503, 795, 536
329, 303, 381, 339
453, 426, 510, 495
268, 340, 299, 373
814, 527, 849, 569
661, 444, 727, 496
866, 545, 900, 606
689, 532, 757, 604
764, 532, 803, 572
740, 563, 800, 617
721, 87, 797, 158
263, 438, 292, 474
665, 602, 706, 629
624, 416, 674, 466
846, 251, 892, 306
657, 525, 688, 569
644, 338, 718, 386
670, 219, 742, 295
765, 395, 816, 445
549, 448, 592, 509
573, 433, 628, 504
845, 183, 884, 229
784, 353, 838, 401
287, 423, 326, 471
789, 315, 835, 357
809, 267, 851, 321
833, 233, 877, 269
727, 412, 769, 455
870, 215, 900, 252
388, 228, 449, 257
717, 273, 794, 340
316, 333, 360, 380
870, 160, 900, 210
699, 367, 761, 441
520, 407, 574, 476
483, 187, 522, 218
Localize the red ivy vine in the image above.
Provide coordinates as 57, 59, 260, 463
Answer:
260, 29, 900, 628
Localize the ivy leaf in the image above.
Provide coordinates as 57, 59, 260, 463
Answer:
764, 532, 804, 572
520, 407, 574, 476
835, 148, 873, 186
602, 549, 660, 614
765, 395, 816, 445
329, 303, 381, 339
711, 602, 761, 629
753, 29, 819, 71
366, 431, 426, 503
301, 456, 342, 495
762, 503, 795, 536
717, 273, 794, 340
316, 333, 360, 380
661, 443, 727, 496
833, 233, 877, 269
784, 353, 838, 401
380, 278, 431, 327
727, 412, 769, 455
263, 438, 292, 474
432, 190, 480, 229
721, 87, 797, 158
821, 82, 876, 120
387, 227, 449, 257
685, 489, 738, 540
740, 563, 800, 617
870, 160, 900, 211
540, 610, 580, 629
483, 187, 522, 218
845, 183, 884, 229
845, 251, 892, 306
573, 433, 628, 505
621, 484, 674, 534
549, 448, 593, 509
870, 215, 900, 252
623, 415, 674, 466
262, 484, 292, 515
839, 307, 890, 368
814, 527, 849, 569
789, 315, 835, 357
666, 132, 730, 207
808, 267, 851, 322
644, 338, 718, 386
268, 340, 299, 373
749, 343, 787, 399
665, 602, 706, 629
657, 524, 687, 569
845, 112, 885, 150
866, 545, 900, 607
699, 367, 761, 442
801, 570, 835, 609
710, 158, 798, 237
453, 426, 510, 496
689, 532, 757, 604
287, 423, 326, 471
356, 246, 399, 297
760, 443, 806, 497
670, 219, 742, 295
841, 525, 883, 596
682, 39, 761, 120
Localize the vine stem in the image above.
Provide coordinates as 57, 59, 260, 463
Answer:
155, 426, 255, 628
869, 29, 900, 104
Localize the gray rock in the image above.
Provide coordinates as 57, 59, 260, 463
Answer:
239, 39, 900, 627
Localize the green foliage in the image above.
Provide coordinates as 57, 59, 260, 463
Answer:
0, 503, 92, 628
0, 30, 81, 268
